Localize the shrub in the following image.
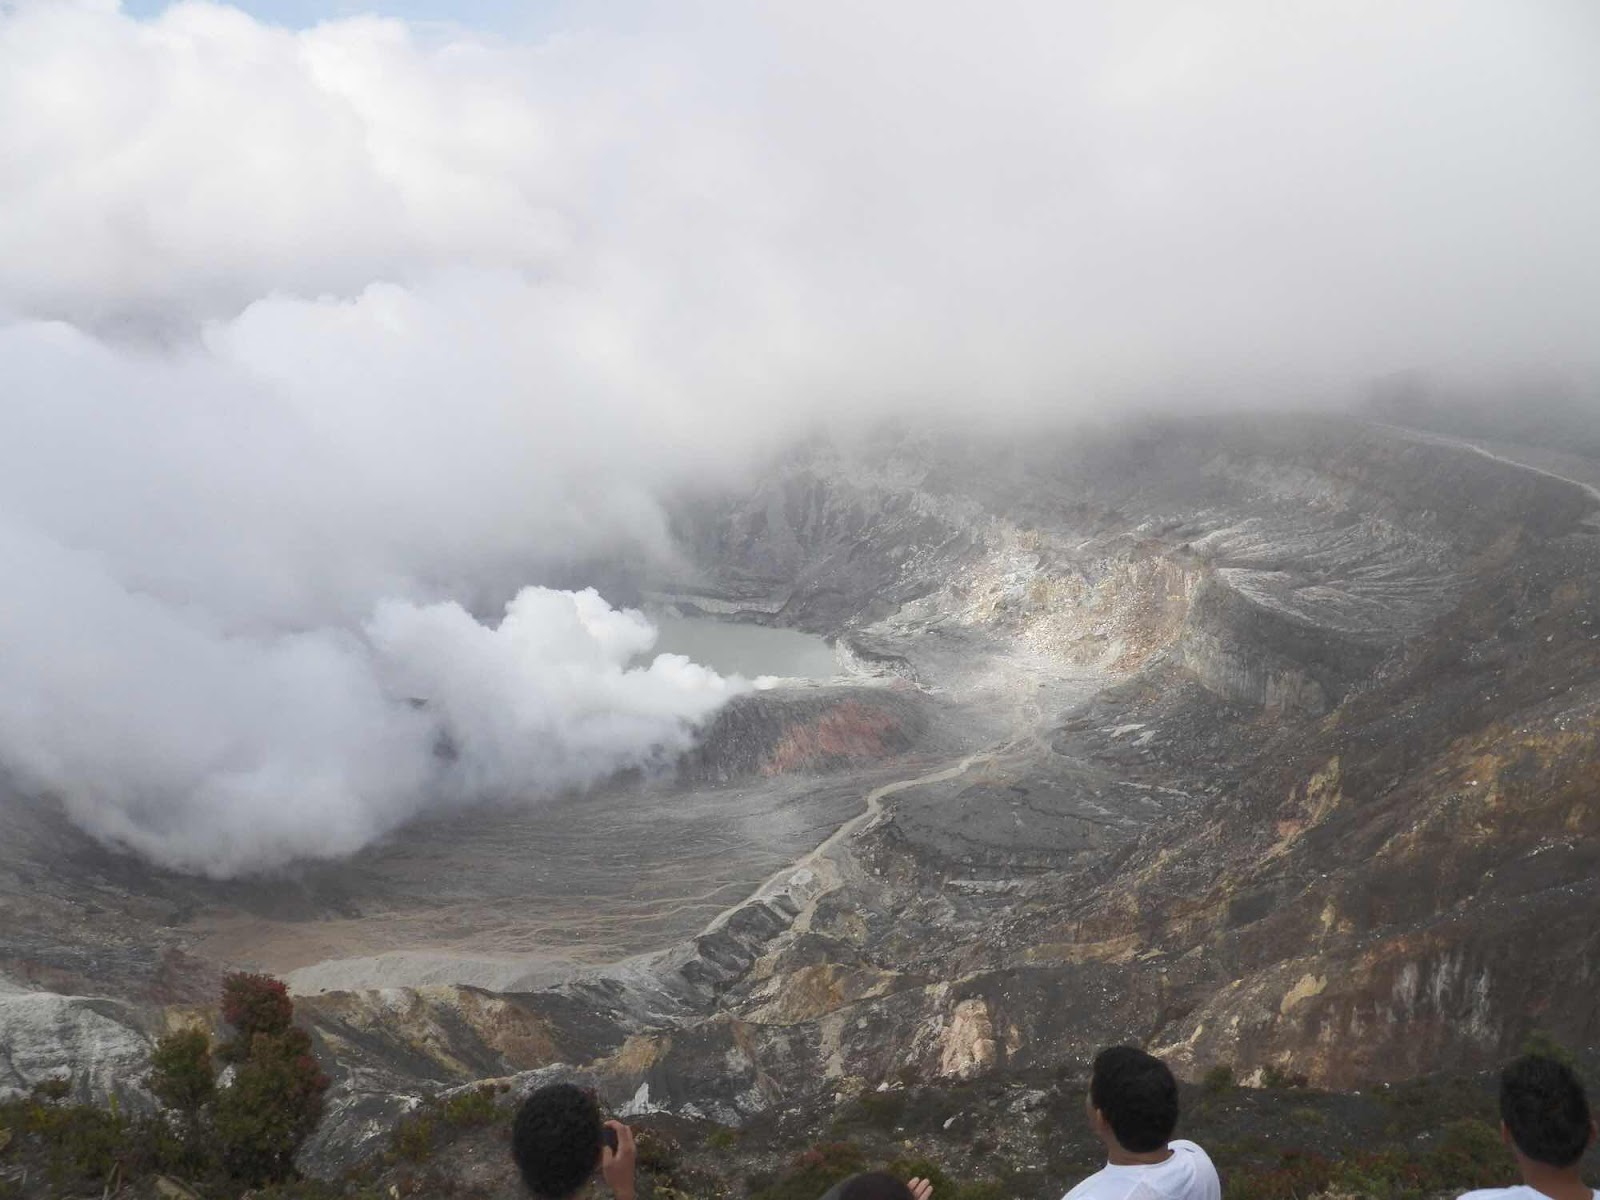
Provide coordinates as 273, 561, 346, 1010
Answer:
1428, 1117, 1513, 1185
1521, 1030, 1577, 1068
884, 1158, 950, 1192
438, 1085, 498, 1130
1203, 1064, 1236, 1094
44, 1104, 127, 1181
148, 1029, 216, 1124
219, 973, 294, 1060
393, 1115, 436, 1163
750, 1141, 866, 1200
748, 1152, 998, 1200
208, 973, 330, 1184
1261, 1064, 1308, 1090
0, 1096, 176, 1189
30, 1077, 71, 1103
856, 1090, 908, 1131
1223, 1117, 1512, 1200
954, 1184, 1010, 1200
635, 1126, 682, 1175
1223, 1148, 1334, 1200
249, 1183, 387, 1200
0, 975, 326, 1195
213, 1026, 330, 1184
885, 1157, 1010, 1200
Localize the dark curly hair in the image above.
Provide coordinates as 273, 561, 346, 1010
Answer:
1501, 1055, 1593, 1168
826, 1174, 913, 1200
1090, 1045, 1179, 1154
511, 1083, 604, 1198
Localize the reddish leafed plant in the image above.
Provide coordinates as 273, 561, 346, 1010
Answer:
221, 972, 293, 1041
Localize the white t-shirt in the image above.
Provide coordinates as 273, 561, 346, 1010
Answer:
1459, 1188, 1599, 1200
1061, 1140, 1221, 1200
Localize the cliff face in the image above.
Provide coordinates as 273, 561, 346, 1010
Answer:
1177, 576, 1345, 714
590, 415, 1600, 1117
1141, 525, 1600, 1084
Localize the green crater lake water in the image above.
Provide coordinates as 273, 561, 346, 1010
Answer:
645, 614, 837, 680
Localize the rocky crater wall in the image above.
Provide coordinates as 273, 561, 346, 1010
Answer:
10, 416, 1600, 1170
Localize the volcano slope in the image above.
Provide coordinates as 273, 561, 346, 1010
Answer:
4, 413, 1600, 1173
505, 414, 1600, 1125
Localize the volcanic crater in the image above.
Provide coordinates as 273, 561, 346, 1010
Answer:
4, 413, 1600, 1175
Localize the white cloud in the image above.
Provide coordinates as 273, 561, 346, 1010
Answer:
0, 0, 1596, 872
0, 522, 745, 875
367, 588, 741, 801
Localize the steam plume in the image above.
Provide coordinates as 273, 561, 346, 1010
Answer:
1, 0, 1596, 873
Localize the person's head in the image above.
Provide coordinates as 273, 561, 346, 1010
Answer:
512, 1083, 604, 1198
1088, 1045, 1179, 1154
1500, 1054, 1596, 1169
825, 1173, 915, 1200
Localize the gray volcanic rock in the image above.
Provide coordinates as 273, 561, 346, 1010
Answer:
286, 417, 1600, 1166
679, 685, 928, 785
0, 985, 156, 1109
623, 415, 1600, 1100
1178, 575, 1359, 714
10, 412, 1600, 1175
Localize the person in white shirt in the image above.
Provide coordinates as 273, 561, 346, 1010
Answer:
1060, 1046, 1221, 1200
1459, 1054, 1598, 1200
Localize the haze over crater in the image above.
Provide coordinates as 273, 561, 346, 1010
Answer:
1, 0, 1597, 875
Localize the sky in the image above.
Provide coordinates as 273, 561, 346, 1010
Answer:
1, 0, 1597, 874
120, 0, 556, 35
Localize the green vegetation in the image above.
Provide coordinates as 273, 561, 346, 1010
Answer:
0, 972, 328, 1197
30, 1079, 71, 1104
392, 1113, 437, 1164
743, 1141, 1010, 1200
379, 1083, 509, 1168
148, 1029, 215, 1121
884, 1155, 1026, 1200
1259, 1064, 1308, 1090
1204, 1064, 1238, 1094
1522, 1030, 1577, 1068
850, 1089, 909, 1132
147, 1026, 215, 1168
213, 990, 331, 1184
634, 1126, 682, 1176
748, 1140, 867, 1200
1221, 1117, 1511, 1200
246, 1184, 388, 1200
438, 1084, 499, 1130
0, 1079, 184, 1198
0, 1018, 1567, 1200
217, 972, 295, 1062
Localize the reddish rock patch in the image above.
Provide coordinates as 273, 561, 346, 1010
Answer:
762, 700, 905, 775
